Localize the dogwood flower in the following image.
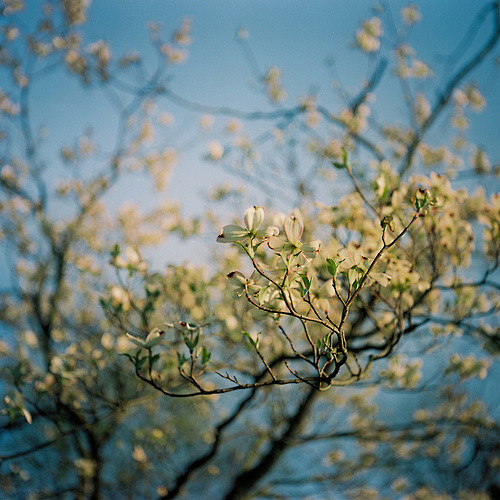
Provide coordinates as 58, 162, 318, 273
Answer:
268, 214, 321, 259
337, 242, 370, 272
226, 270, 264, 297
126, 327, 165, 349
217, 206, 279, 244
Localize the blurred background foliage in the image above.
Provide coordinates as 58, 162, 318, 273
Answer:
0, 0, 498, 498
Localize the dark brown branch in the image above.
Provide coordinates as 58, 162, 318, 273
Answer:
223, 386, 317, 500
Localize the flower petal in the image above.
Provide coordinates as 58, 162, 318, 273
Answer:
216, 225, 249, 243
126, 332, 146, 348
227, 271, 247, 287
244, 206, 265, 231
301, 239, 322, 259
284, 215, 304, 245
370, 272, 391, 287
267, 235, 288, 252
255, 225, 280, 239
145, 327, 165, 348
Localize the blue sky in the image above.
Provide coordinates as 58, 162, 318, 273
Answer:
12, 0, 500, 264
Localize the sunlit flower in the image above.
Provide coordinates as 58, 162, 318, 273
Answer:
268, 214, 321, 259
132, 445, 148, 463
200, 114, 214, 130
159, 112, 175, 126
173, 17, 192, 46
208, 140, 224, 161
337, 242, 369, 272
356, 17, 383, 52
126, 327, 165, 349
284, 215, 304, 245
161, 44, 188, 64
217, 206, 277, 244
356, 31, 380, 52
465, 85, 486, 111
401, 4, 422, 26
110, 286, 130, 311
225, 119, 241, 134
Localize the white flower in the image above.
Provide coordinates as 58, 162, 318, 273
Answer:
369, 272, 392, 287
217, 206, 267, 243
268, 215, 321, 259
208, 141, 224, 160
200, 114, 214, 130
337, 243, 369, 272
356, 31, 380, 52
124, 247, 141, 266
110, 286, 130, 311
126, 327, 165, 349
401, 4, 422, 26
226, 271, 264, 297
413, 93, 431, 125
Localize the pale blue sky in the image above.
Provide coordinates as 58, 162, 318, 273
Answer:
11, 0, 500, 263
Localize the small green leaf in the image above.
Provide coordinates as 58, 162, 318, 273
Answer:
341, 147, 348, 165
298, 274, 311, 297
136, 356, 147, 369
177, 352, 188, 367
243, 331, 259, 348
183, 332, 200, 351
201, 346, 211, 365
110, 243, 121, 258
143, 302, 155, 314
120, 353, 135, 363
192, 332, 199, 349
326, 258, 338, 276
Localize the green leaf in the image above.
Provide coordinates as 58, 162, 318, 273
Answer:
192, 332, 199, 349
183, 332, 200, 351
99, 298, 110, 310
326, 258, 338, 276
110, 243, 121, 257
177, 352, 188, 367
136, 356, 147, 369
341, 147, 348, 165
298, 274, 311, 297
120, 353, 136, 364
143, 302, 155, 314
243, 331, 259, 348
201, 346, 211, 365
